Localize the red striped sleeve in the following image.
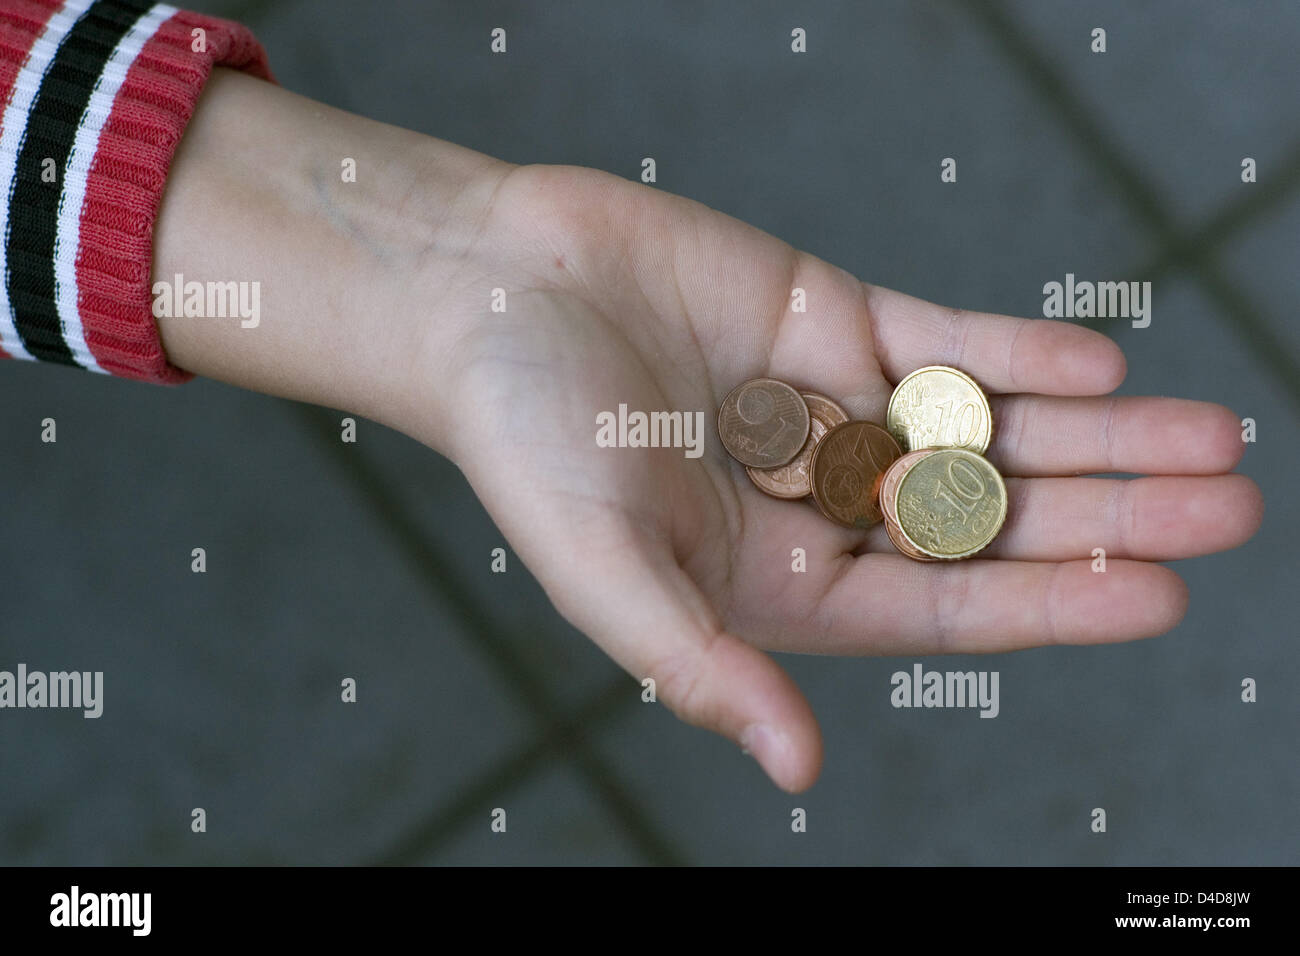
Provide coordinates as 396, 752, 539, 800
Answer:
0, 0, 62, 361
78, 6, 271, 382
0, 0, 272, 383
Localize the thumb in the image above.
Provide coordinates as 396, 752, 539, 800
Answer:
550, 534, 823, 792
649, 628, 824, 792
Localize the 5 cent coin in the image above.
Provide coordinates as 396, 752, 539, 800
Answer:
809, 421, 902, 528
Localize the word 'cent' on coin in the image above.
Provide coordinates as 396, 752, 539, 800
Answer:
717, 378, 811, 468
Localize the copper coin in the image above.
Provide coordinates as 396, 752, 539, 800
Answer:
746, 392, 849, 498
879, 449, 938, 559
879, 450, 938, 527
885, 514, 937, 561
717, 378, 811, 468
808, 421, 903, 529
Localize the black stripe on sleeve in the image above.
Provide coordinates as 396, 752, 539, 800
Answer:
5, 0, 153, 365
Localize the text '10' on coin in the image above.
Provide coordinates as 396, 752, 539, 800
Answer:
809, 421, 902, 529
893, 448, 1007, 560
746, 392, 849, 499
886, 365, 993, 454
718, 378, 811, 468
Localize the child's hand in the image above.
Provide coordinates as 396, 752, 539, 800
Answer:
156, 73, 1262, 792
408, 163, 1260, 791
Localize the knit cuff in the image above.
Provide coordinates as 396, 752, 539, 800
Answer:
0, 0, 273, 384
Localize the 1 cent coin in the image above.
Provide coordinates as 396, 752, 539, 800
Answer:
717, 378, 811, 468
746, 392, 849, 498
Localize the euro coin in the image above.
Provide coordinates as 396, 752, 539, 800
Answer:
886, 512, 937, 562
879, 450, 939, 561
747, 392, 849, 498
893, 448, 1007, 560
808, 421, 902, 529
886, 365, 993, 454
718, 378, 811, 468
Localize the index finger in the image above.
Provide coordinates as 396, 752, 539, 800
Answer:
862, 283, 1128, 396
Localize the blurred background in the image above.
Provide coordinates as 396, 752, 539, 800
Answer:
1, 0, 1296, 865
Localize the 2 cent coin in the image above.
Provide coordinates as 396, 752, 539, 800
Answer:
718, 378, 811, 468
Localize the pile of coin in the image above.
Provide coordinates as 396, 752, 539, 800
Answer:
717, 367, 1007, 561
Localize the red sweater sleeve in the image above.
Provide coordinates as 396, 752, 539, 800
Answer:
0, 0, 272, 384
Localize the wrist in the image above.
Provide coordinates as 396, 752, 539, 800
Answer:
389, 161, 643, 463
366, 155, 526, 459
153, 69, 516, 445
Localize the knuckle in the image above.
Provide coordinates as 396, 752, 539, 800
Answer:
654, 653, 711, 728
648, 632, 726, 730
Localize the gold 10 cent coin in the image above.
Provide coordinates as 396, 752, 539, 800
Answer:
892, 448, 1007, 560
886, 365, 993, 453
746, 392, 849, 499
718, 378, 811, 468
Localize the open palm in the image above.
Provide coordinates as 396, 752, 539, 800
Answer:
428, 163, 1261, 791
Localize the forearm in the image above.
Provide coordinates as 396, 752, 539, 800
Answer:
152, 68, 514, 443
